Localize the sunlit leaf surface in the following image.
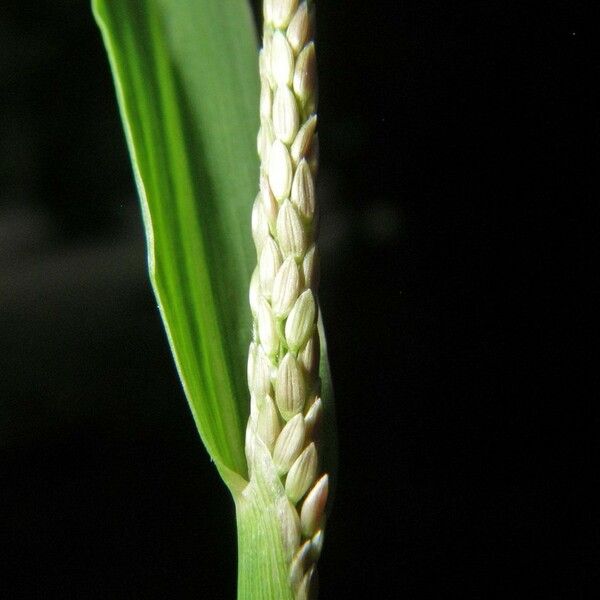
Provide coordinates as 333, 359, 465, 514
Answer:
93, 0, 260, 484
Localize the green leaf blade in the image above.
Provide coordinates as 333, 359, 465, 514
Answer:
93, 0, 260, 485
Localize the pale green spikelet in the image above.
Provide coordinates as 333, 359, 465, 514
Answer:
246, 1, 325, 597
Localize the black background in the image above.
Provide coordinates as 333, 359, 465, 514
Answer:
1, 1, 596, 597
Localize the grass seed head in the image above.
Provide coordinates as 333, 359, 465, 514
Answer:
298, 332, 319, 376
272, 256, 302, 318
268, 139, 293, 200
249, 267, 260, 317
290, 159, 315, 222
257, 394, 281, 451
269, 0, 298, 29
293, 42, 316, 111
258, 297, 279, 357
302, 244, 318, 290
276, 200, 307, 259
289, 539, 312, 591
260, 77, 272, 119
275, 352, 306, 420
271, 31, 295, 87
300, 474, 328, 537
285, 442, 317, 504
296, 564, 316, 600
285, 289, 316, 352
273, 413, 306, 475
278, 496, 302, 562
250, 344, 273, 407
248, 2, 328, 594
286, 1, 310, 55
260, 174, 279, 231
290, 114, 317, 166
303, 396, 322, 440
259, 236, 283, 299
252, 193, 270, 250
273, 85, 301, 144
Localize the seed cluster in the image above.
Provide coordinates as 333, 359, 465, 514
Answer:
245, 1, 326, 598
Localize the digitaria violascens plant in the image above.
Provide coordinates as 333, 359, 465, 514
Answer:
93, 0, 335, 598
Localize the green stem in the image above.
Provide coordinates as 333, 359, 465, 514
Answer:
235, 481, 295, 600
